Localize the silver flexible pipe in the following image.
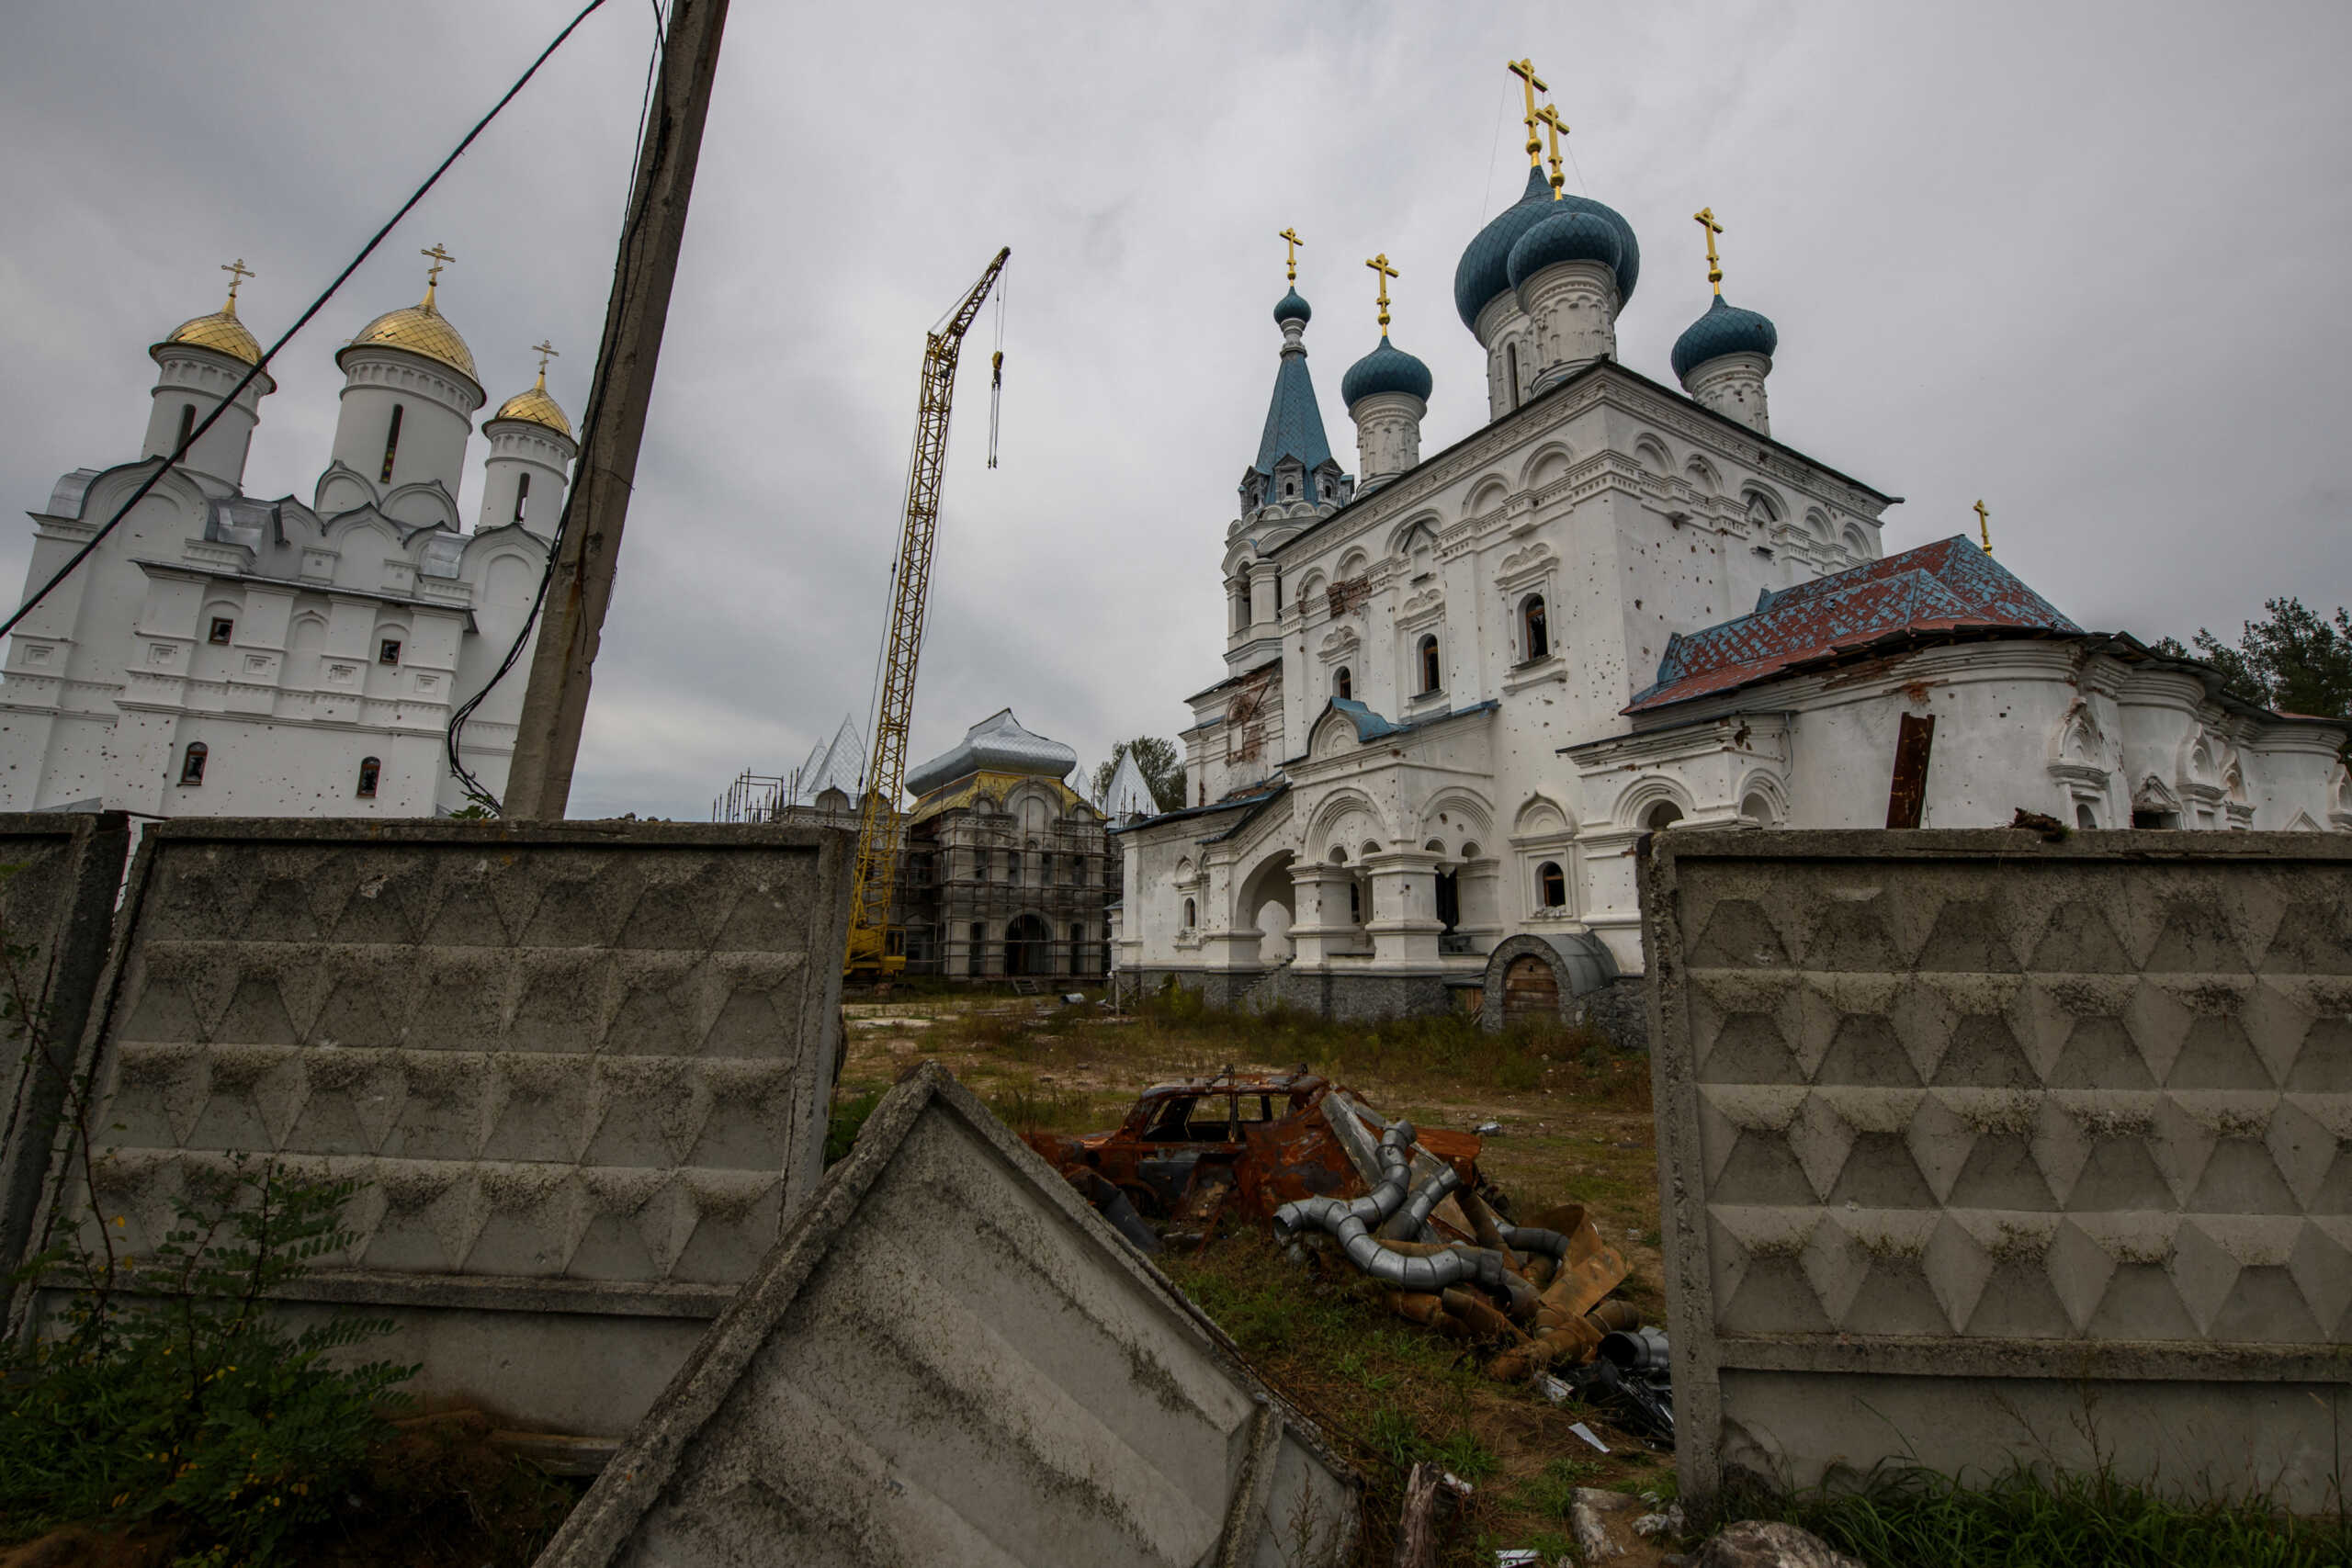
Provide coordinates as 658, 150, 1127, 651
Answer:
1390, 1164, 1462, 1239
1499, 1224, 1571, 1260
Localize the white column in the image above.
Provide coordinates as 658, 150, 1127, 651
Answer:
1286, 863, 1360, 964
1363, 849, 1444, 968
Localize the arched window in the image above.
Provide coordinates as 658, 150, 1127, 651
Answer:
1744, 490, 1781, 531
179, 741, 208, 785
1506, 342, 1521, 409
175, 403, 196, 454
1182, 897, 1197, 929
1006, 851, 1022, 885
356, 757, 380, 798
2075, 802, 2098, 829
1418, 634, 1442, 694
1538, 861, 1566, 908
1740, 792, 1777, 828
513, 472, 531, 524
1521, 594, 1549, 661
1645, 800, 1685, 831
379, 404, 404, 484
1334, 666, 1352, 701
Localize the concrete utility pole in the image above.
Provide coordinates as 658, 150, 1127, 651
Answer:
504, 0, 730, 818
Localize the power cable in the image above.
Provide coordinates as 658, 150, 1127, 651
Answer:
0, 0, 611, 649
446, 0, 671, 807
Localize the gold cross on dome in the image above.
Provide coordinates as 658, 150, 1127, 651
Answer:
1693, 208, 1724, 294
1278, 227, 1304, 284
1365, 253, 1398, 333
220, 258, 254, 308
532, 339, 559, 375
421, 243, 457, 286
1508, 58, 1548, 167
1973, 499, 1992, 554
1534, 104, 1568, 197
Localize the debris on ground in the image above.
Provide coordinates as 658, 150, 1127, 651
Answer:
1682, 1520, 1867, 1568
1569, 1486, 1666, 1565
1026, 1068, 1672, 1447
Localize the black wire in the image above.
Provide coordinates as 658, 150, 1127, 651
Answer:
445, 0, 670, 808
0, 0, 610, 649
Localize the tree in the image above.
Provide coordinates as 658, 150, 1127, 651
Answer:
1091, 737, 1187, 814
2154, 597, 2352, 719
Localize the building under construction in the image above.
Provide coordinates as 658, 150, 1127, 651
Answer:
718, 708, 1116, 981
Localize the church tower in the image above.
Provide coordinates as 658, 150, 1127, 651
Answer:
478, 343, 577, 536
1453, 68, 1640, 418
1671, 209, 1778, 437
1340, 253, 1432, 495
1225, 235, 1351, 674
144, 261, 274, 493
322, 245, 484, 527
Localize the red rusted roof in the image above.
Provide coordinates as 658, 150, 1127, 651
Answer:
1626, 536, 2080, 714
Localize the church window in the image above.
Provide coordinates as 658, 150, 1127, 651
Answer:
1644, 801, 1685, 831
968, 920, 985, 971
178, 742, 208, 786
208, 617, 234, 646
1182, 897, 1197, 930
1521, 595, 1549, 660
1007, 851, 1021, 885
1348, 882, 1361, 923
1538, 861, 1566, 908
1417, 634, 1442, 694
1506, 343, 1521, 409
1334, 666, 1351, 701
175, 403, 197, 454
356, 757, 380, 798
513, 472, 531, 524
379, 404, 404, 484
379, 638, 402, 666
2075, 803, 2098, 829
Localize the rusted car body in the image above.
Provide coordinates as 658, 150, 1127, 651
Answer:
1023, 1067, 1479, 1223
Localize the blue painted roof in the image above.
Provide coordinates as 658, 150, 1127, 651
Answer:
1454, 166, 1642, 330
1506, 207, 1622, 289
1252, 328, 1336, 478
1329, 698, 1408, 740
1671, 293, 1779, 380
1274, 288, 1312, 324
1340, 334, 1433, 408
1628, 537, 2081, 712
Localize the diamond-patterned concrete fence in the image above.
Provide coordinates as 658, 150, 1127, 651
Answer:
1639, 829, 2352, 1511
20, 818, 853, 1436
0, 811, 131, 1297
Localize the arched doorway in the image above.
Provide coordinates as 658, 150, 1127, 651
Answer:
1004, 914, 1051, 976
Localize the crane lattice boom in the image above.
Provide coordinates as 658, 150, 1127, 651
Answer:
844, 246, 1010, 980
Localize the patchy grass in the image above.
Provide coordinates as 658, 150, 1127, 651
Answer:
832, 986, 1672, 1560
1727, 1463, 2352, 1568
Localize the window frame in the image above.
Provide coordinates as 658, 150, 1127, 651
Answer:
356, 756, 381, 799
1417, 633, 1442, 695
207, 617, 234, 647
178, 741, 208, 786
378, 637, 403, 667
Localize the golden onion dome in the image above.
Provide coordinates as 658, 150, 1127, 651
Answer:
492, 369, 572, 437
164, 296, 263, 366
344, 284, 479, 381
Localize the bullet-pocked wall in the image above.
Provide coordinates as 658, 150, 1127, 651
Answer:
23, 818, 854, 1436
1639, 829, 2352, 1511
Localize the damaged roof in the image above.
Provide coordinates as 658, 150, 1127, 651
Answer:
1626, 536, 2079, 713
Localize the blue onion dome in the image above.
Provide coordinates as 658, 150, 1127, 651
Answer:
1455, 168, 1644, 330
1506, 207, 1623, 289
1340, 335, 1434, 408
1274, 288, 1312, 325
1670, 293, 1779, 381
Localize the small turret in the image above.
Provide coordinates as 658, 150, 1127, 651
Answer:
1341, 253, 1432, 493
478, 342, 577, 536
322, 244, 483, 527
146, 259, 275, 492
1671, 209, 1777, 436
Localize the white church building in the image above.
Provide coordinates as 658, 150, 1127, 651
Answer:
0, 254, 570, 818
1115, 107, 2352, 1032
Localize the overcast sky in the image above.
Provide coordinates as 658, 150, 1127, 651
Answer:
5, 2, 2347, 819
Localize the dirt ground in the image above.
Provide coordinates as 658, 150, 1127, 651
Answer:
834, 987, 1677, 1562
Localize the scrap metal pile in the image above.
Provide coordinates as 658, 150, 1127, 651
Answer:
1024, 1068, 1671, 1442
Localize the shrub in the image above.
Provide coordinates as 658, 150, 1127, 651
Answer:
1, 1159, 413, 1562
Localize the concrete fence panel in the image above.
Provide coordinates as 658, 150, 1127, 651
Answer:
1639, 829, 2352, 1512
0, 811, 131, 1295
536, 1063, 1360, 1568
24, 818, 853, 1437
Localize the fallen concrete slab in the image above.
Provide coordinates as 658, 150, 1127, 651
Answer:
535, 1062, 1360, 1568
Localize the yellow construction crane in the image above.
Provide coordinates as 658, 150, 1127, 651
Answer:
844, 246, 1010, 982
